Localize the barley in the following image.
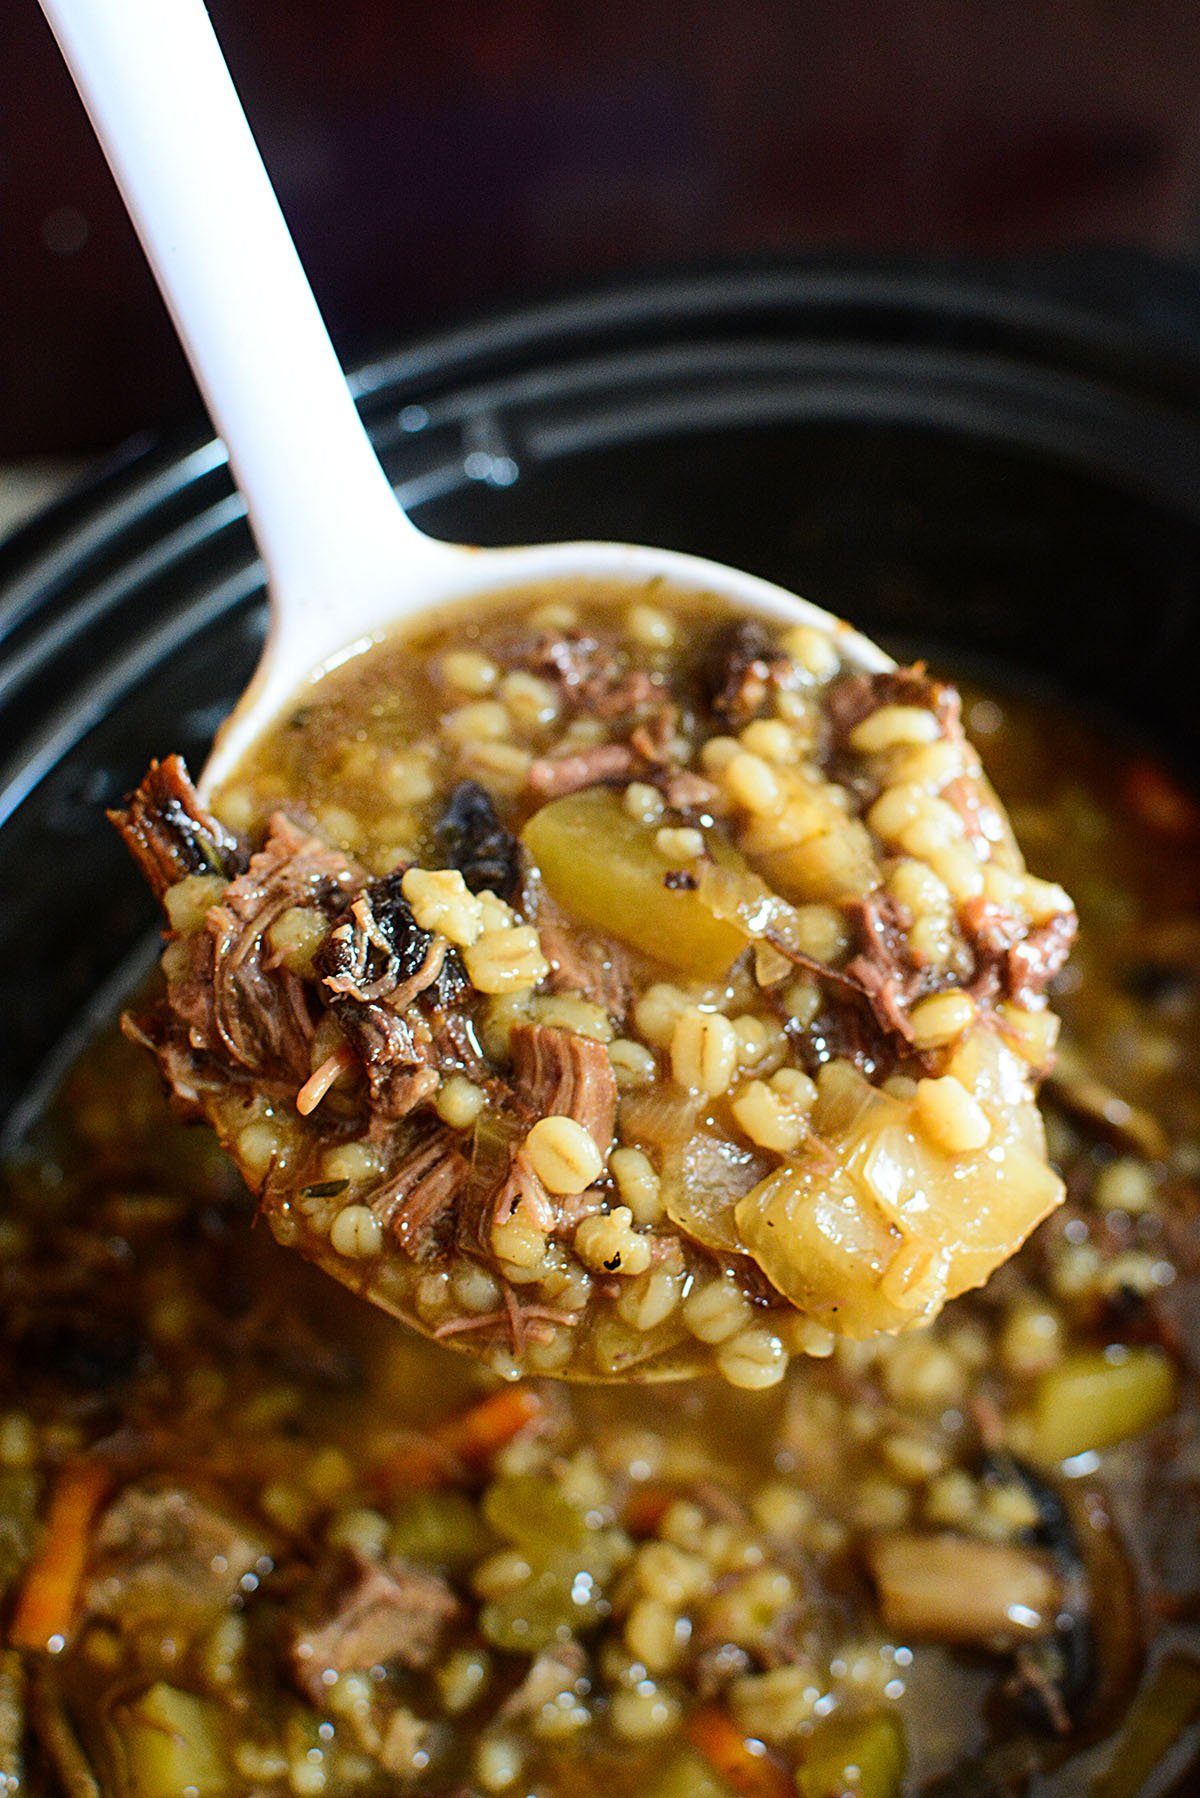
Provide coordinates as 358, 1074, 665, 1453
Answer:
732, 1014, 772, 1067
915, 1075, 991, 1154
442, 649, 498, 694
402, 867, 483, 947
626, 602, 675, 648
329, 1204, 383, 1259
868, 781, 926, 842
529, 600, 578, 631
464, 926, 549, 994
1022, 875, 1073, 924
458, 739, 533, 796
782, 977, 821, 1027
887, 738, 965, 792
909, 990, 975, 1050
896, 797, 966, 860
700, 734, 742, 772
850, 704, 941, 753
609, 1686, 681, 1741
636, 983, 697, 1048
529, 998, 611, 1046
782, 624, 840, 680
442, 700, 511, 745
574, 1206, 651, 1277
610, 1146, 662, 1225
608, 1037, 657, 1086
500, 670, 559, 731
881, 1336, 966, 1411
616, 1267, 682, 1329
474, 1733, 524, 1791
525, 1116, 604, 1193
888, 856, 952, 918
731, 1069, 816, 1153
623, 781, 665, 826
634, 1540, 709, 1606
792, 902, 850, 962
378, 749, 437, 804
491, 1215, 549, 1271
725, 751, 783, 815
671, 1008, 739, 1095
436, 1075, 485, 1129
655, 825, 705, 861
682, 1277, 752, 1344
997, 1001, 1059, 1066
717, 1328, 787, 1389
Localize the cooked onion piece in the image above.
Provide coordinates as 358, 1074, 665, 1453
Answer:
111, 585, 1075, 1382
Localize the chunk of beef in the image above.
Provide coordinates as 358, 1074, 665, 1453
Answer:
963, 896, 1078, 1009
841, 892, 920, 1047
704, 621, 794, 730
366, 1121, 471, 1260
87, 1483, 269, 1634
108, 754, 243, 897
826, 664, 959, 753
518, 630, 664, 720
527, 742, 638, 798
509, 1024, 616, 1155
289, 1554, 460, 1702
435, 781, 522, 902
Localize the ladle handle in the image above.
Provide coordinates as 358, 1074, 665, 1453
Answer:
38, 0, 439, 617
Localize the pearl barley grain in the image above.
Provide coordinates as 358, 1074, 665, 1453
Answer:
329, 1205, 383, 1259
525, 1116, 604, 1194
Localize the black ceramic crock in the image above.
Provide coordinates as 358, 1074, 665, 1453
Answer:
3, 253, 1200, 1134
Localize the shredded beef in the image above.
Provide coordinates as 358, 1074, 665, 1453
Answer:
841, 892, 920, 1046
704, 620, 794, 729
366, 1121, 471, 1260
963, 897, 1078, 1008
107, 754, 244, 897
204, 816, 356, 1081
527, 742, 638, 798
517, 630, 664, 721
435, 781, 522, 901
289, 1553, 460, 1702
509, 1024, 616, 1155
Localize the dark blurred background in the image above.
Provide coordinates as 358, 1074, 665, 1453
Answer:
5, 0, 1200, 458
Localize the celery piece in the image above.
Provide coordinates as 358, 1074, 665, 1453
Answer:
114, 1683, 229, 1797
522, 789, 746, 979
796, 1710, 906, 1798
1026, 1348, 1177, 1464
390, 1489, 495, 1571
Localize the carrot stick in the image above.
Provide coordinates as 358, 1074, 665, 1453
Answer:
437, 1387, 544, 1463
624, 1484, 676, 1537
685, 1706, 795, 1798
373, 1388, 545, 1495
9, 1460, 112, 1652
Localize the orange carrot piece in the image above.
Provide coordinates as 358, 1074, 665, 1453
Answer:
9, 1460, 112, 1652
685, 1707, 795, 1798
437, 1386, 544, 1463
373, 1388, 545, 1496
624, 1484, 676, 1537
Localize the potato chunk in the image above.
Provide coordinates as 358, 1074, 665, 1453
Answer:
522, 788, 746, 979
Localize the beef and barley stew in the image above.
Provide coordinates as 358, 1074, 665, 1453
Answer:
2, 662, 1199, 1794
110, 585, 1075, 1383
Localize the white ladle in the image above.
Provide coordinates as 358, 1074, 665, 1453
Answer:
40, 0, 889, 799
